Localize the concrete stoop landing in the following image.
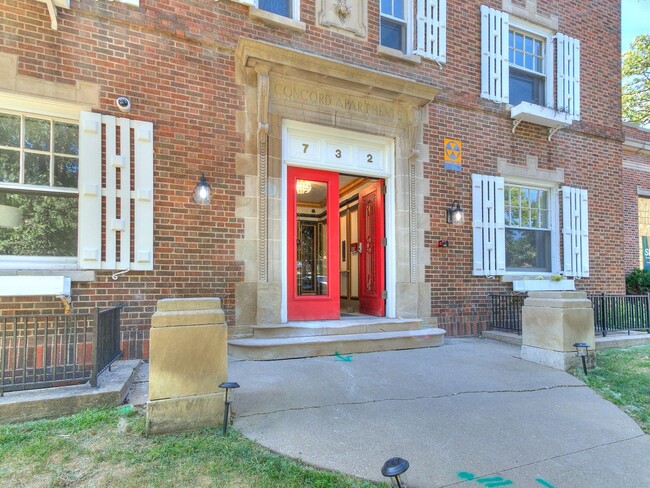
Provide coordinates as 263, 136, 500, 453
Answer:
228, 318, 446, 360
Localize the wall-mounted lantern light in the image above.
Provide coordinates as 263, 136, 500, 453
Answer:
194, 173, 211, 205
219, 381, 240, 434
381, 457, 410, 488
446, 200, 464, 225
573, 342, 589, 375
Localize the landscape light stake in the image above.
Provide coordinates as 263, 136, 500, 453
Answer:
573, 342, 589, 375
381, 457, 410, 488
219, 381, 240, 434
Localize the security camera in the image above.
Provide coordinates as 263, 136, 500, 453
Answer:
115, 96, 131, 113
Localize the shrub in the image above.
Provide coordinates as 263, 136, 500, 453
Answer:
625, 268, 650, 295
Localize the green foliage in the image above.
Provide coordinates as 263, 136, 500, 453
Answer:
0, 192, 77, 256
625, 268, 650, 294
622, 34, 650, 127
577, 345, 650, 434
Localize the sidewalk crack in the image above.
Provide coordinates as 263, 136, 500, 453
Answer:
236, 384, 587, 418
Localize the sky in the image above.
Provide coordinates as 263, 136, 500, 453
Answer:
622, 0, 650, 51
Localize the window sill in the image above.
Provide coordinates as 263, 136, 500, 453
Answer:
249, 8, 307, 32
377, 45, 422, 64
512, 279, 575, 292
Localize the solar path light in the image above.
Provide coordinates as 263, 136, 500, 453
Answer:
381, 457, 410, 487
219, 381, 240, 434
573, 342, 589, 375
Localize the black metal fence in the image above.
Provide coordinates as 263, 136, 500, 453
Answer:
1, 305, 123, 395
490, 294, 526, 335
490, 293, 650, 336
590, 294, 650, 337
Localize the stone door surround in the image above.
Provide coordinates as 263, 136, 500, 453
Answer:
233, 38, 440, 334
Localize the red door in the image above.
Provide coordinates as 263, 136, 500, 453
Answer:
287, 167, 340, 321
358, 180, 385, 316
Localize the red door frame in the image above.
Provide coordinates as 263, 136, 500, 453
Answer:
358, 179, 385, 316
287, 167, 340, 321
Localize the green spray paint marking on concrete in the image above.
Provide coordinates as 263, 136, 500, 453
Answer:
334, 351, 352, 362
458, 472, 476, 480
457, 472, 558, 488
458, 472, 514, 486
477, 477, 513, 487
535, 479, 556, 488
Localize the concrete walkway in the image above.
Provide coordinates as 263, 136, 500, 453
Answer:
228, 338, 650, 488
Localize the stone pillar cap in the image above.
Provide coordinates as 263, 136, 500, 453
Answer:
156, 297, 222, 312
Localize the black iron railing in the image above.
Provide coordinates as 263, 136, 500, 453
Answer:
590, 294, 650, 337
490, 294, 526, 334
1, 305, 123, 395
490, 293, 650, 336
91, 304, 124, 386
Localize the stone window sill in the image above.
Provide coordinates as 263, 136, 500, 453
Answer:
377, 45, 422, 64
249, 8, 307, 32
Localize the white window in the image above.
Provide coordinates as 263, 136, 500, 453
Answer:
233, 0, 300, 20
0, 111, 79, 260
504, 184, 551, 272
480, 5, 580, 121
258, 0, 295, 18
381, 0, 408, 52
508, 29, 546, 106
472, 174, 589, 278
380, 0, 446, 63
0, 104, 154, 272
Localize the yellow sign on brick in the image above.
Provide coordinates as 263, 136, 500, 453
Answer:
444, 138, 462, 163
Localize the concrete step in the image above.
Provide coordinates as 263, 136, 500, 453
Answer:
482, 329, 650, 351
252, 318, 422, 339
228, 327, 446, 360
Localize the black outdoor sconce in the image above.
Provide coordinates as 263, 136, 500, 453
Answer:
194, 173, 212, 205
381, 457, 410, 488
219, 381, 240, 434
446, 200, 464, 225
573, 342, 590, 375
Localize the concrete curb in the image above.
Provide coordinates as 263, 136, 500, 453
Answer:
0, 359, 142, 423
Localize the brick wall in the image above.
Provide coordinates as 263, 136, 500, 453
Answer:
0, 0, 624, 347
623, 124, 650, 275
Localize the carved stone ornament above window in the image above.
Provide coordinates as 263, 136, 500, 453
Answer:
317, 0, 367, 38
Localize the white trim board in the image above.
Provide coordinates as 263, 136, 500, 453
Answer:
0, 275, 71, 297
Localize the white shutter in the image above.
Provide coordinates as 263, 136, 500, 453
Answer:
77, 112, 154, 271
415, 0, 446, 62
472, 174, 506, 276
480, 5, 509, 104
556, 34, 581, 121
562, 186, 589, 278
78, 112, 103, 269
133, 121, 154, 271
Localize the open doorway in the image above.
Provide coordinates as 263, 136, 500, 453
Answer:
287, 166, 385, 321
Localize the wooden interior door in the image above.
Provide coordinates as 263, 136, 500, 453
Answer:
287, 167, 340, 321
358, 179, 385, 316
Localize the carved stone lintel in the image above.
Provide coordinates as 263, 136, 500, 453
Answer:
256, 64, 271, 282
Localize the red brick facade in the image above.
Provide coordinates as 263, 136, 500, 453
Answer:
0, 0, 624, 353
623, 123, 650, 274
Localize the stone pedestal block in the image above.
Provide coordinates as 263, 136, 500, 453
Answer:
520, 291, 595, 372
147, 298, 229, 435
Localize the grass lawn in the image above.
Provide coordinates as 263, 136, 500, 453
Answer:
0, 407, 385, 488
575, 343, 650, 434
